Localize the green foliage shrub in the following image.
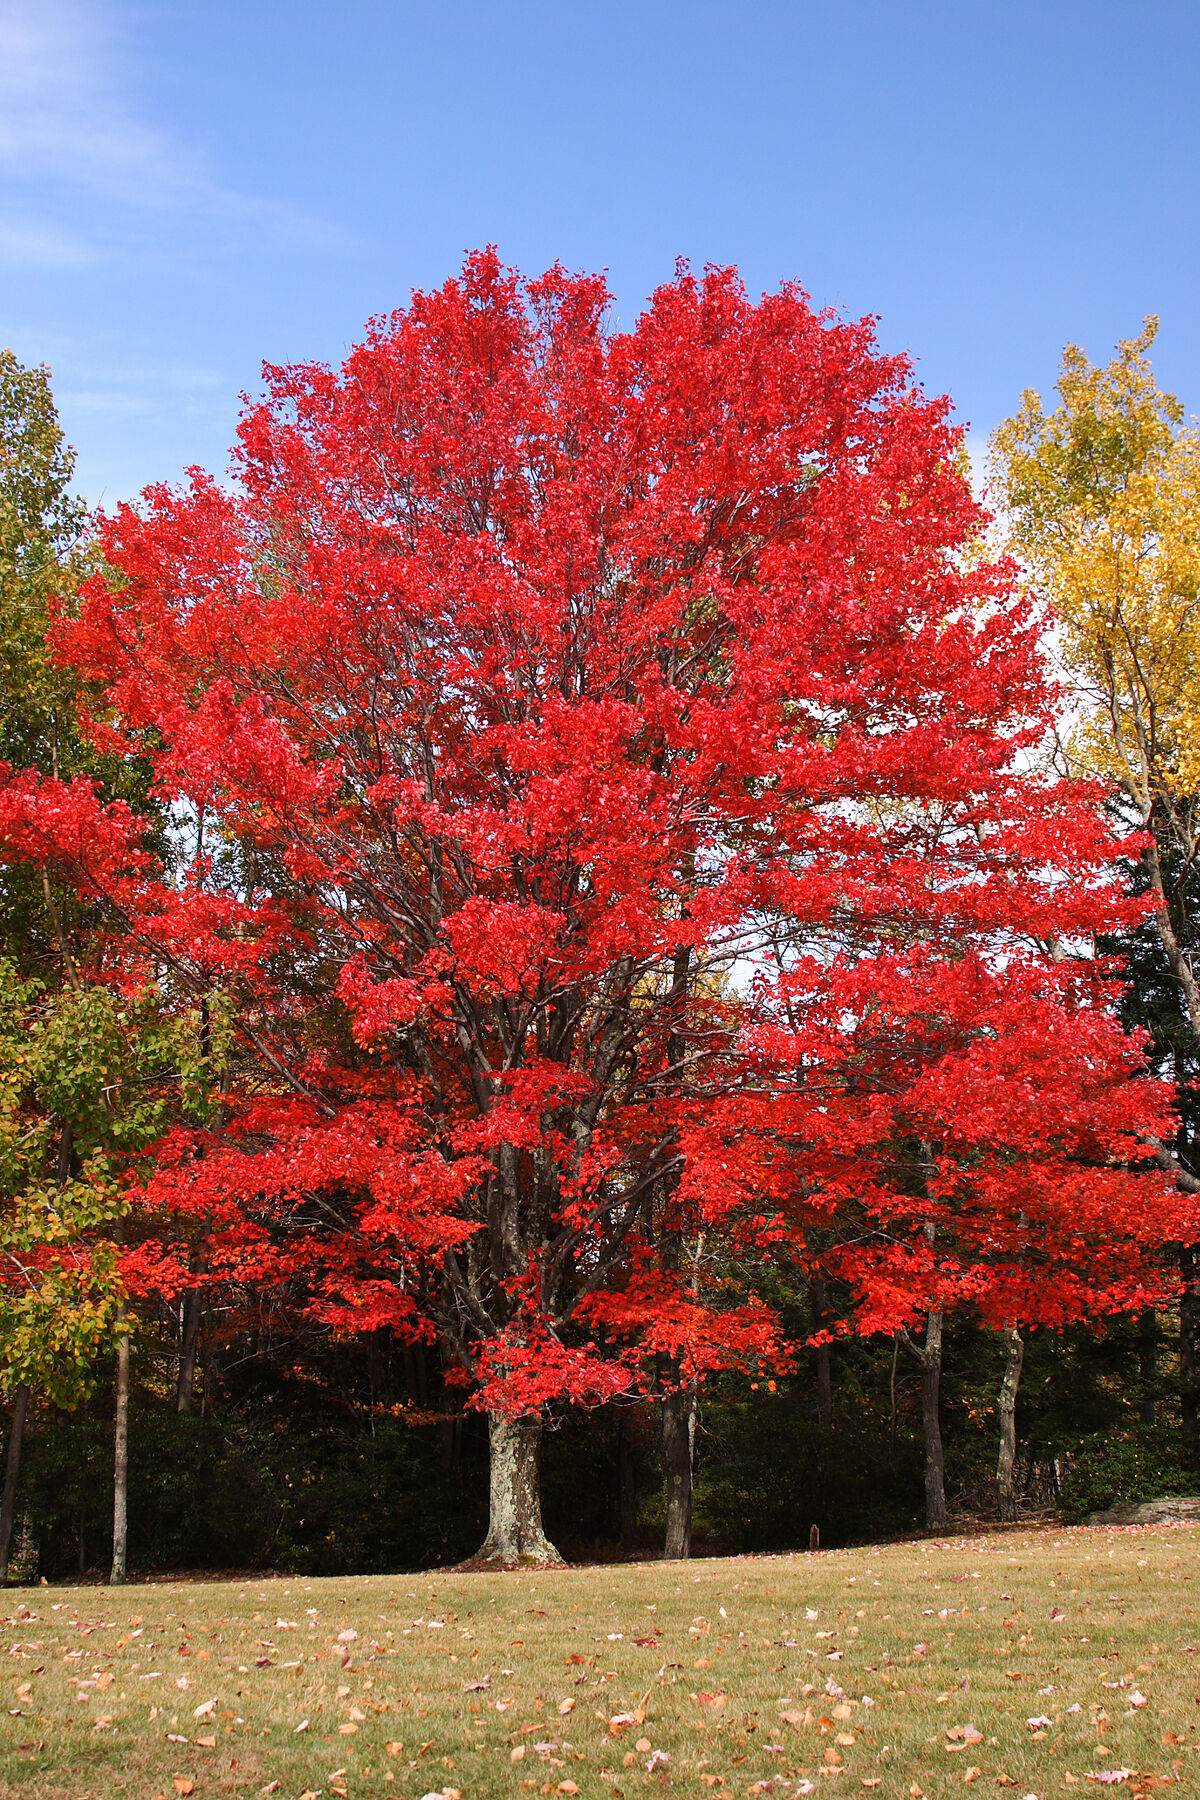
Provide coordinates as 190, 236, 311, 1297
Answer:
1059, 1425, 1199, 1521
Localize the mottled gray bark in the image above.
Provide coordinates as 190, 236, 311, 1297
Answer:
921, 1309, 947, 1531
996, 1326, 1024, 1524
110, 1324, 130, 1584
0, 1385, 30, 1582
176, 1290, 201, 1414
473, 1414, 561, 1567
662, 1382, 696, 1559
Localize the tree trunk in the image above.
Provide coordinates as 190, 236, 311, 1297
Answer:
110, 1322, 130, 1584
615, 1409, 637, 1545
809, 1276, 833, 1427
1139, 1307, 1158, 1425
662, 1381, 696, 1559
996, 1326, 1024, 1523
921, 1310, 947, 1531
176, 1290, 202, 1414
1182, 1246, 1199, 1444
471, 1413, 561, 1567
0, 1385, 30, 1583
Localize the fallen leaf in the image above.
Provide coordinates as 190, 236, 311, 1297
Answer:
293, 1717, 309, 1732
780, 1709, 812, 1728
558, 1697, 575, 1715
511, 1745, 526, 1762
1128, 1691, 1147, 1708
260, 1785, 280, 1795
963, 1772, 981, 1786
386, 1739, 404, 1755
559, 1784, 580, 1795
195, 1735, 216, 1748
193, 1698, 216, 1719
172, 1783, 194, 1798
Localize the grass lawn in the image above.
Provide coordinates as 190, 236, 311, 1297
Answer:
2, 1524, 1198, 1800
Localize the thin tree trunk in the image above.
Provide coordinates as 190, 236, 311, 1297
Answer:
0, 1385, 30, 1583
1182, 1246, 1199, 1444
110, 1320, 130, 1584
1143, 834, 1200, 1040
471, 1413, 561, 1567
996, 1325, 1024, 1523
809, 1276, 833, 1427
615, 1409, 637, 1545
1139, 1306, 1159, 1424
921, 1310, 947, 1531
176, 1290, 202, 1414
662, 1381, 696, 1559
1139, 1307, 1158, 1426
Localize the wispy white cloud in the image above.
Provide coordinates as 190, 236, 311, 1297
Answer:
0, 214, 98, 269
0, 0, 339, 269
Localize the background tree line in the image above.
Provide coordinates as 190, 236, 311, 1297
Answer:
1, 268, 1199, 1581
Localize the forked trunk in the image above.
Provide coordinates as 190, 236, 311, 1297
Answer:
996, 1325, 1024, 1524
110, 1325, 130, 1584
0, 1385, 30, 1582
473, 1414, 561, 1567
921, 1310, 947, 1532
662, 1381, 696, 1559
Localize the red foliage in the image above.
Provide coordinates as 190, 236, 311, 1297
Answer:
3, 250, 1190, 1413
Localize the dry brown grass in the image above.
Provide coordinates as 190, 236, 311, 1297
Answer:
1, 1524, 1198, 1800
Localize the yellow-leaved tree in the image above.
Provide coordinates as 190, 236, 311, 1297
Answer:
990, 320, 1200, 1039
990, 320, 1200, 1440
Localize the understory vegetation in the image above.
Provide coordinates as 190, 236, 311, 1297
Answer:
7, 1302, 1197, 1582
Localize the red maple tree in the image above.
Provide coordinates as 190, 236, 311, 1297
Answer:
1, 252, 1185, 1562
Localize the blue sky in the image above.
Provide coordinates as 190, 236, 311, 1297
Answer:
2, 0, 1198, 506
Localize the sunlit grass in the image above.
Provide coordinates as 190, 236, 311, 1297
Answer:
2, 1525, 1198, 1800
